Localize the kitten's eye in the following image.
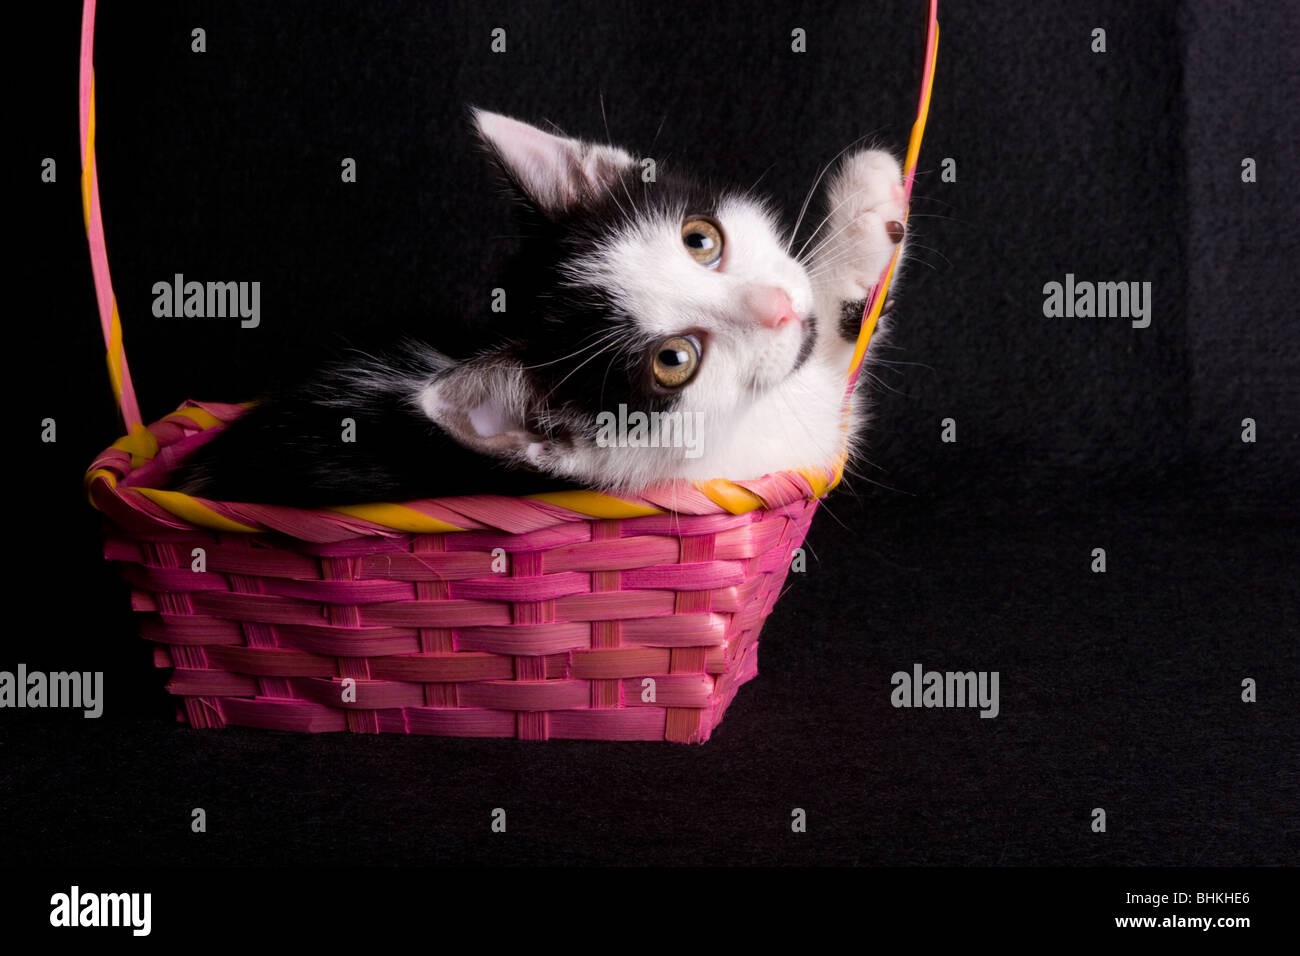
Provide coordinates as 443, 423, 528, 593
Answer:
681, 217, 724, 269
652, 334, 702, 388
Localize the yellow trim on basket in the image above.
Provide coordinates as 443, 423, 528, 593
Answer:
111, 422, 159, 467
85, 467, 117, 488
330, 503, 464, 533
527, 490, 663, 519
105, 300, 125, 410
135, 488, 260, 532
81, 75, 95, 228
904, 21, 938, 178
796, 467, 832, 499
167, 406, 227, 430
694, 479, 767, 515
848, 253, 898, 383
829, 455, 848, 490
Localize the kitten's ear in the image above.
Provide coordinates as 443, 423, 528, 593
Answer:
471, 108, 635, 218
417, 355, 557, 468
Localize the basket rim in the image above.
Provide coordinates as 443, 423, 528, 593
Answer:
85, 399, 844, 540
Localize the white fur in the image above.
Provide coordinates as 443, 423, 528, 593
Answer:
417, 112, 906, 491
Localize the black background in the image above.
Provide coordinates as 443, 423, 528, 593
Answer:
5, 0, 1296, 871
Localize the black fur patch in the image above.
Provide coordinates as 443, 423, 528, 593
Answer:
171, 358, 579, 506
839, 298, 869, 342
794, 311, 819, 370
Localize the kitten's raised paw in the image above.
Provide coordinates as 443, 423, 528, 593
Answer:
808, 149, 906, 351
820, 149, 905, 290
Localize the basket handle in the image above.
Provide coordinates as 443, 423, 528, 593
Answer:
80, 0, 143, 432
844, 0, 939, 391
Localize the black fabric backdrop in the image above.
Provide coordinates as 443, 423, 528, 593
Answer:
6, 0, 1296, 867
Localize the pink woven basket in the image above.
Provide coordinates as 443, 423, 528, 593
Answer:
89, 402, 829, 741
79, 1, 937, 742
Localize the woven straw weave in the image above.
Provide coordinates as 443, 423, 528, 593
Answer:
89, 402, 822, 742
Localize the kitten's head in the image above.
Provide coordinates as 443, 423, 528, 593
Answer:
420, 109, 822, 488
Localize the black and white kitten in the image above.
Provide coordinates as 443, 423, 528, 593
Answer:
174, 109, 907, 505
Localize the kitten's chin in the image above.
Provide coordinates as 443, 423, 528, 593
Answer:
747, 321, 817, 391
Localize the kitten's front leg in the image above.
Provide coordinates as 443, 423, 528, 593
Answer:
807, 149, 907, 372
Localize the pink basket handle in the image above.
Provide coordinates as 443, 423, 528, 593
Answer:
844, 0, 939, 393
80, 0, 143, 431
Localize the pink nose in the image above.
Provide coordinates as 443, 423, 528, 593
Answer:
751, 287, 800, 329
